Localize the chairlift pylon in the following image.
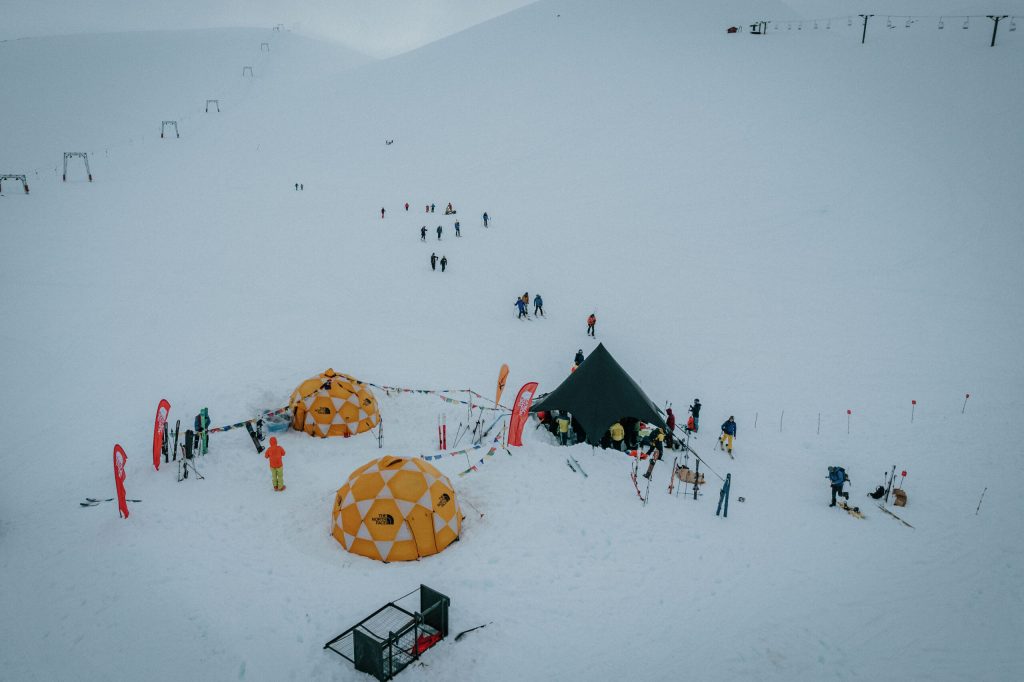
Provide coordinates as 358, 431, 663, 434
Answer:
962, 17, 970, 30
938, 17, 944, 30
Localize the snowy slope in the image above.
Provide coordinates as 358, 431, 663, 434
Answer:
1, 1, 1023, 680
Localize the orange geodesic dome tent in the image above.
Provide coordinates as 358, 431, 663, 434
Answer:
332, 456, 463, 562
290, 369, 380, 438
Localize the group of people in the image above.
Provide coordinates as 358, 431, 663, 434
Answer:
430, 253, 448, 272
515, 292, 544, 318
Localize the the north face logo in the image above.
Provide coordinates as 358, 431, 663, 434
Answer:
437, 493, 451, 507
314, 406, 331, 415
372, 513, 395, 525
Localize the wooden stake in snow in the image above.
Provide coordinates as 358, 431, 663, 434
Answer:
911, 399, 916, 423
962, 393, 970, 414
847, 409, 852, 434
976, 487, 987, 515
754, 412, 758, 429
817, 412, 821, 435
779, 410, 784, 432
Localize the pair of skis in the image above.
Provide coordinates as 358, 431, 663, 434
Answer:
565, 454, 587, 478
80, 497, 141, 507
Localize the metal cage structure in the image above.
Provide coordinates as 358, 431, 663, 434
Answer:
324, 585, 450, 681
161, 121, 179, 138
62, 152, 92, 182
0, 174, 30, 193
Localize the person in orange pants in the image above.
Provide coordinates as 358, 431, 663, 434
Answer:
265, 436, 286, 491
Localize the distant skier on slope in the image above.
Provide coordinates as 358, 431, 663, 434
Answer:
719, 416, 736, 454
828, 466, 850, 507
431, 253, 438, 271
515, 296, 528, 319
440, 255, 447, 272
586, 313, 596, 337
421, 226, 427, 241
483, 211, 489, 227
437, 225, 443, 240
405, 202, 409, 211
534, 293, 544, 317
381, 207, 385, 219
455, 220, 461, 237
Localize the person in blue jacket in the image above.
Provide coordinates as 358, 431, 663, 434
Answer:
515, 296, 528, 319
534, 293, 544, 317
719, 416, 737, 453
483, 211, 489, 227
828, 466, 850, 507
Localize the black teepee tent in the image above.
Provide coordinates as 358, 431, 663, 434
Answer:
530, 343, 666, 445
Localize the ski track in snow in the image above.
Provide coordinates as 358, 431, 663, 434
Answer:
1, 1, 1023, 680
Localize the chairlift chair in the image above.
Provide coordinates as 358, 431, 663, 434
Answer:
962, 17, 970, 30
938, 17, 944, 29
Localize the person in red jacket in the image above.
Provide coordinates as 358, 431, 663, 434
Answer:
586, 313, 596, 337
666, 407, 676, 449
265, 436, 286, 491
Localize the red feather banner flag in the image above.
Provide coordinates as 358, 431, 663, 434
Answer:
507, 382, 539, 447
152, 399, 170, 471
495, 363, 510, 407
113, 444, 129, 519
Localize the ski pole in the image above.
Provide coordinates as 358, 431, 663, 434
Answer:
962, 393, 970, 414
975, 487, 987, 515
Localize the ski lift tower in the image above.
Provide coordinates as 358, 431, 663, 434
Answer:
62, 152, 93, 182
160, 121, 180, 138
0, 174, 30, 193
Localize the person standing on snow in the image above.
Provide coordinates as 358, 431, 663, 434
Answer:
719, 416, 737, 454
609, 421, 625, 451
437, 225, 443, 240
440, 256, 447, 272
586, 313, 596, 337
642, 428, 666, 479
574, 348, 584, 367
689, 399, 701, 432
430, 203, 436, 213
430, 253, 438, 271
455, 220, 461, 237
483, 211, 489, 227
265, 436, 286, 491
666, 408, 676, 449
381, 207, 385, 219
420, 226, 427, 241
515, 296, 528, 319
405, 202, 409, 211
827, 466, 850, 507
534, 293, 544, 317
557, 413, 571, 446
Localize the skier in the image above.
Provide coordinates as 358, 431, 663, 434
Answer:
265, 436, 286, 491
430, 253, 438, 271
431, 203, 435, 213
515, 296, 528, 319
719, 416, 737, 454
534, 293, 544, 317
425, 204, 430, 213
483, 211, 489, 227
586, 313, 596, 337
827, 466, 850, 507
381, 207, 385, 219
405, 202, 409, 211
557, 413, 571, 446
609, 421, 625, 451
455, 220, 461, 237
437, 225, 443, 240
689, 399, 701, 432
642, 428, 666, 479
440, 255, 447, 272
294, 183, 298, 191
420, 226, 427, 241
574, 348, 585, 367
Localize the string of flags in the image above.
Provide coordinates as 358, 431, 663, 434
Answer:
458, 432, 509, 477
365, 382, 511, 412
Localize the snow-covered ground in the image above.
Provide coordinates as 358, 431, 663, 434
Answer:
2, 1, 1022, 679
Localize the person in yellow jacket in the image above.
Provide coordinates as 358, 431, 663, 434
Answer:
609, 421, 625, 451
556, 414, 571, 446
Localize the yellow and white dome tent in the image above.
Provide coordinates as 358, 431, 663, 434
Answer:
290, 369, 380, 438
332, 456, 463, 562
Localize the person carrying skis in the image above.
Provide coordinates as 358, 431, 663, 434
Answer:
440, 255, 447, 272
586, 313, 596, 337
534, 293, 544, 316
420, 226, 427, 241
557, 413, 571, 446
265, 436, 286, 491
455, 220, 461, 237
483, 211, 489, 227
689, 398, 701, 432
515, 296, 528, 319
719, 416, 737, 454
574, 348, 584, 367
431, 253, 438, 271
437, 225, 443, 240
609, 421, 625, 451
827, 466, 850, 507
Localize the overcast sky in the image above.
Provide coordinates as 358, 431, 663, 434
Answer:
0, 0, 536, 57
